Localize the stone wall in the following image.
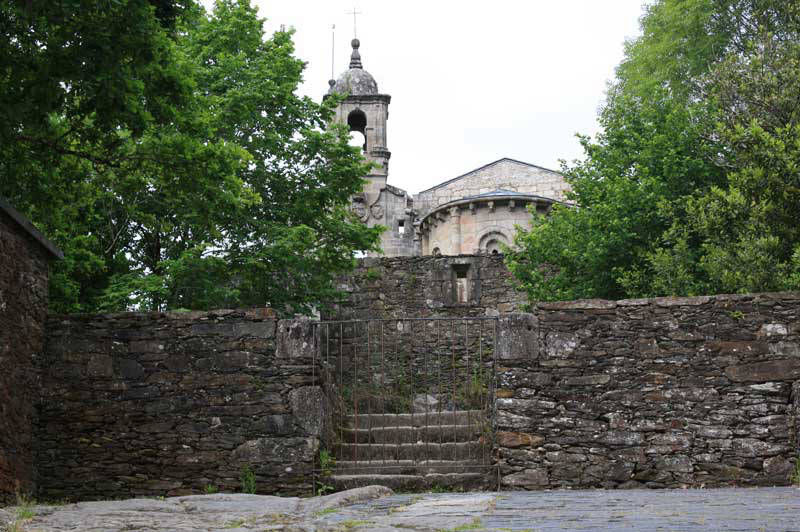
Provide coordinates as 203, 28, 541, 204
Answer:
414, 158, 570, 217
496, 293, 800, 489
328, 254, 527, 321
37, 310, 326, 501
0, 210, 51, 502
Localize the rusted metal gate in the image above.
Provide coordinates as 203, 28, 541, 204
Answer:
312, 317, 498, 489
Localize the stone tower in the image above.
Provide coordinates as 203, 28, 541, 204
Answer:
328, 38, 391, 189
328, 39, 418, 256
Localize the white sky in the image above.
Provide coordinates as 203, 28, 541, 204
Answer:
204, 1, 646, 194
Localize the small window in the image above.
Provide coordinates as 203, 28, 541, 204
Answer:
453, 264, 470, 303
432, 247, 441, 256
398, 219, 405, 235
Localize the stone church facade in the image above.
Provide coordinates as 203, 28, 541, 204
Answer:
328, 39, 571, 257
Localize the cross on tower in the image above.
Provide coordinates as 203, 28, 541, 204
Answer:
346, 7, 362, 38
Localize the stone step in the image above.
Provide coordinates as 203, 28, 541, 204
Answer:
330, 472, 489, 492
336, 441, 485, 462
339, 424, 483, 444
344, 410, 485, 428
333, 459, 488, 475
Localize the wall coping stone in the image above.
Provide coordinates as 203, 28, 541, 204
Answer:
532, 291, 800, 311
47, 307, 279, 322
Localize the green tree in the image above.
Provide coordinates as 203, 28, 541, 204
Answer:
508, 0, 800, 302
2, 0, 381, 314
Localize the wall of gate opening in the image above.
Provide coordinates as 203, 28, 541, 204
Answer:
313, 317, 501, 490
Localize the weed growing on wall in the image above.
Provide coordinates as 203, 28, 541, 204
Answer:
316, 449, 336, 496
240, 465, 257, 494
791, 456, 800, 486
364, 267, 382, 281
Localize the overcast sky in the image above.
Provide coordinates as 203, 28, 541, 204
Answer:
205, 1, 647, 193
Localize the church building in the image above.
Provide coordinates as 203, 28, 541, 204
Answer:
327, 39, 571, 257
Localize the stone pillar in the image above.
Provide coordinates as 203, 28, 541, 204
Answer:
792, 380, 800, 452
276, 318, 319, 360
450, 206, 461, 255
496, 313, 539, 360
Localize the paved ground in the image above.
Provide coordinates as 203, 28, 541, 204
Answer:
2, 486, 798, 531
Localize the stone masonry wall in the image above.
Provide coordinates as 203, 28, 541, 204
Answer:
328, 254, 526, 321
37, 311, 326, 501
414, 159, 570, 217
0, 210, 50, 502
496, 293, 800, 489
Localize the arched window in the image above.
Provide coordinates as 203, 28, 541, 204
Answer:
479, 231, 508, 255
432, 247, 441, 256
347, 109, 367, 152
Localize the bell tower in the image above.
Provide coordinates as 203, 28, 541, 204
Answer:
327, 38, 418, 257
328, 38, 391, 189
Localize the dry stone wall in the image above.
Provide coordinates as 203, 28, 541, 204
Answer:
496, 293, 800, 489
329, 254, 526, 321
37, 310, 326, 501
0, 211, 50, 502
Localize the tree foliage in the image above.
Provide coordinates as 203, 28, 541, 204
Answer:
1, 0, 381, 314
508, 0, 800, 301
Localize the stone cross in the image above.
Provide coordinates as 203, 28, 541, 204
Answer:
347, 8, 362, 38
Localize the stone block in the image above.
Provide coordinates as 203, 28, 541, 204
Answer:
289, 386, 326, 437
537, 299, 616, 310
232, 437, 318, 465
706, 341, 768, 355
561, 374, 610, 386
543, 331, 578, 359
276, 318, 319, 359
654, 295, 712, 307
117, 358, 145, 380
502, 468, 549, 488
758, 323, 789, 337
497, 431, 544, 448
725, 359, 800, 382
87, 354, 113, 378
496, 313, 538, 360
234, 321, 276, 339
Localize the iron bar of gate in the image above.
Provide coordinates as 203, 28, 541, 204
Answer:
437, 319, 443, 455
353, 322, 358, 462
419, 323, 431, 462
366, 321, 371, 464
312, 316, 498, 478
338, 322, 343, 465
450, 320, 456, 462
465, 319, 470, 463
381, 321, 386, 465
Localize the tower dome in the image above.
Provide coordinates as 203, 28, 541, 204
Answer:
329, 39, 378, 96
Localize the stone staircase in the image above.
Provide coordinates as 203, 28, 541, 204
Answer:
330, 409, 493, 491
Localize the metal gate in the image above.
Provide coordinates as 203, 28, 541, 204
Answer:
313, 317, 498, 486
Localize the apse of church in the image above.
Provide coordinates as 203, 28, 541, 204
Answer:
327, 39, 571, 257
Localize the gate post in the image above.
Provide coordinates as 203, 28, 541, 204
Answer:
276, 318, 319, 360
496, 313, 539, 360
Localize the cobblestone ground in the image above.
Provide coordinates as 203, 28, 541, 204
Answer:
1, 487, 798, 531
